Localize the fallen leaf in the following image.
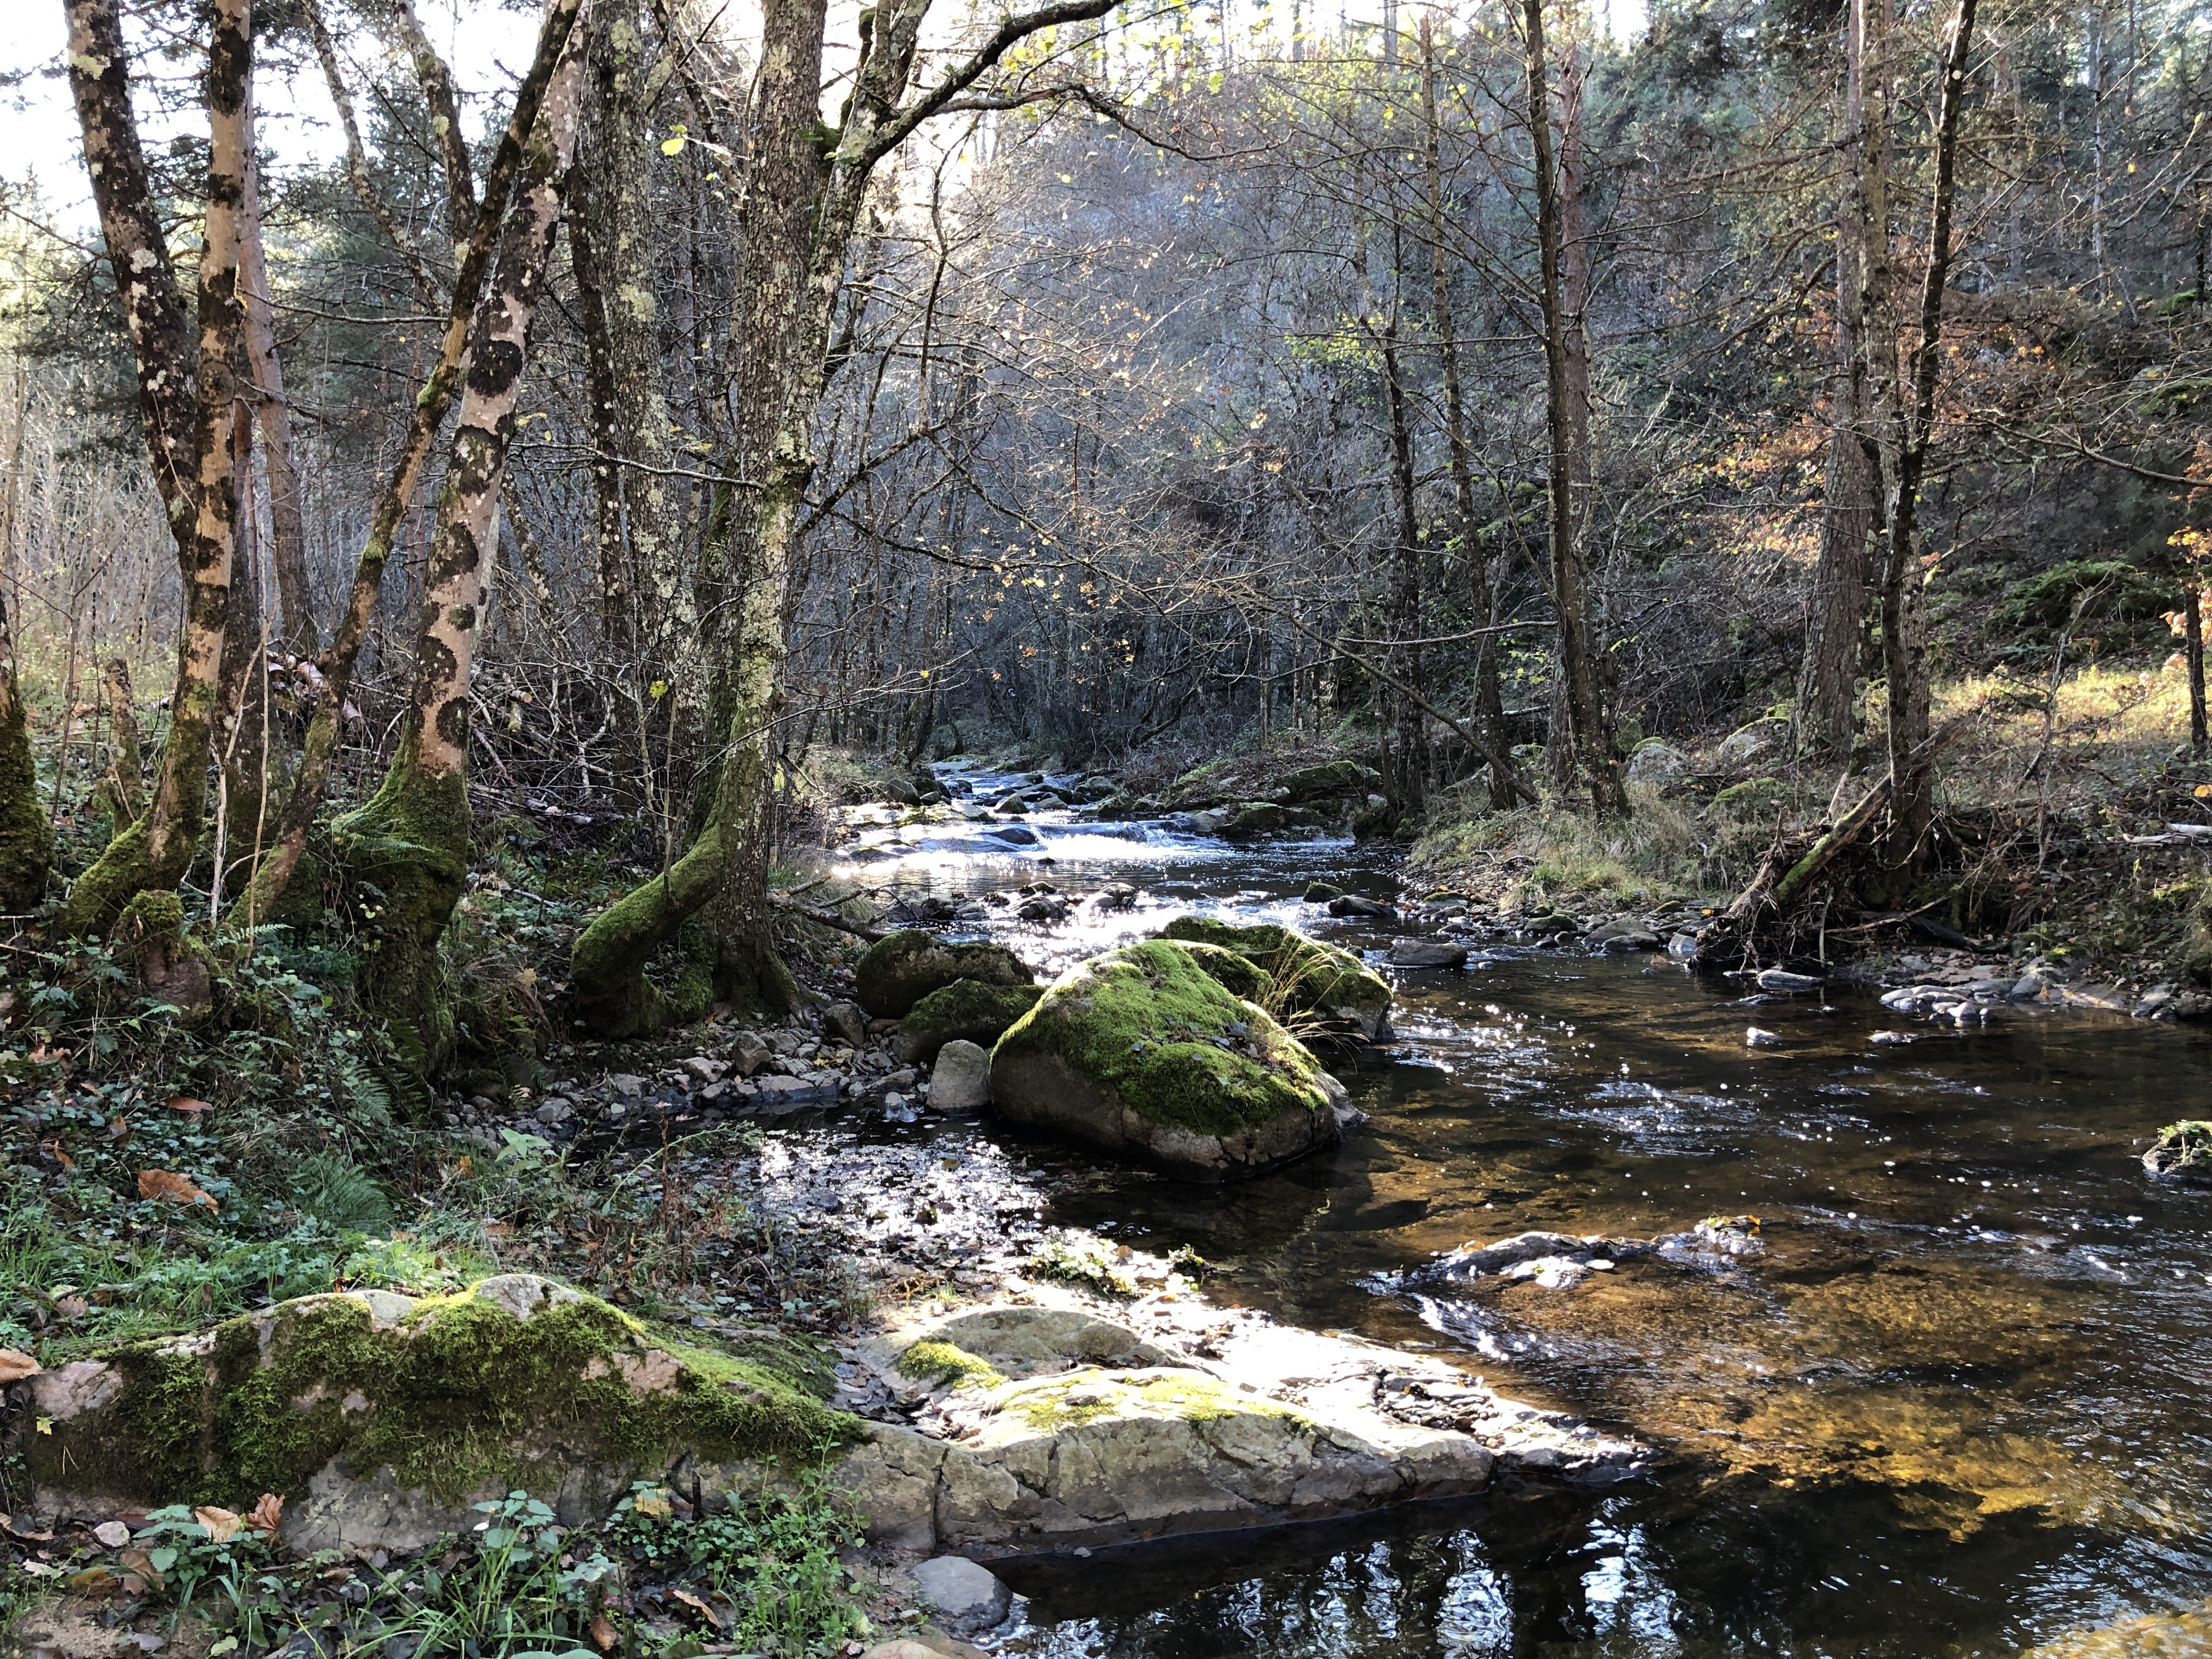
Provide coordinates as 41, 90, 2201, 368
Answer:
38, 1138, 74, 1170
0, 1348, 41, 1383
590, 1611, 619, 1652
244, 1492, 284, 1536
667, 1587, 722, 1629
119, 1545, 165, 1591
630, 1489, 672, 1520
92, 1519, 131, 1548
1, 1514, 54, 1542
138, 1170, 218, 1210
66, 1564, 119, 1596
52, 1295, 88, 1322
193, 1505, 241, 1543
20, 1560, 65, 1577
166, 1096, 213, 1115
107, 1118, 131, 1138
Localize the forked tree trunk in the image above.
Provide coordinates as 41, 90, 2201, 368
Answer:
232, 0, 588, 925
1880, 0, 1978, 860
336, 26, 590, 1085
59, 0, 250, 935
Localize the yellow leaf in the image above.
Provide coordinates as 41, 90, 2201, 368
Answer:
648, 679, 669, 699
660, 136, 686, 156
631, 1489, 672, 1519
195, 1505, 242, 1543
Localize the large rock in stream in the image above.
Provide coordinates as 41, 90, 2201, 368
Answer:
895, 978, 1045, 1063
1155, 915, 1393, 1040
856, 929, 1036, 1019
990, 939, 1353, 1180
18, 1274, 852, 1555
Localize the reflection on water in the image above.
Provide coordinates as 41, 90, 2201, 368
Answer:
833, 765, 2212, 1656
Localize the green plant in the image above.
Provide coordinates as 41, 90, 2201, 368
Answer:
289, 1153, 396, 1233
354, 1492, 616, 1659
129, 1504, 286, 1644
1026, 1230, 1138, 1296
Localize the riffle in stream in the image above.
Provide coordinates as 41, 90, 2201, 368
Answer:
811, 763, 2212, 1658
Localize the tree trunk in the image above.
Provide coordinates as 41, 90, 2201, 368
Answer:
239, 92, 318, 656
337, 25, 589, 1086
213, 400, 278, 904
1522, 0, 1625, 817
1795, 0, 1878, 762
1420, 16, 1509, 809
233, 0, 588, 924
1880, 0, 1978, 860
1380, 324, 1427, 813
99, 658, 146, 823
59, 0, 250, 935
2185, 579, 2207, 755
0, 585, 46, 913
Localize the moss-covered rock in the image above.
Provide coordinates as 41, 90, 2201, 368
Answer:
2144, 1120, 2212, 1183
1217, 802, 1288, 838
1277, 759, 1375, 802
894, 978, 1045, 1063
856, 929, 1035, 1019
24, 1273, 855, 1554
989, 940, 1350, 1180
1177, 940, 1273, 1002
895, 1341, 1008, 1392
1155, 916, 1392, 1041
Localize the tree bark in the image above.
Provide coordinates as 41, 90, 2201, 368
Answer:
0, 585, 46, 913
1795, 0, 1879, 761
1420, 16, 1509, 809
233, 0, 588, 924
2185, 579, 2207, 755
59, 0, 250, 935
238, 91, 318, 656
1522, 0, 1625, 817
336, 21, 589, 1084
1379, 323, 1427, 813
1880, 0, 1978, 860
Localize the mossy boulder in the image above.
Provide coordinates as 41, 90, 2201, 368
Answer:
1177, 940, 1273, 1002
856, 929, 1036, 1019
1217, 802, 1288, 838
2145, 1120, 2212, 1183
1155, 916, 1392, 1041
895, 978, 1045, 1063
1277, 760, 1375, 802
989, 940, 1351, 1180
22, 1273, 854, 1555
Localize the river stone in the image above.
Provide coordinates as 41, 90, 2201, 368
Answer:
1176, 940, 1274, 1002
2143, 1120, 2212, 1182
990, 940, 1351, 1180
22, 1275, 848, 1554
1156, 916, 1393, 1041
895, 979, 1045, 1063
1326, 894, 1395, 919
1277, 759, 1375, 802
1388, 940, 1470, 970
984, 823, 1044, 847
1217, 801, 1288, 837
911, 1555, 1011, 1633
823, 1001, 870, 1048
928, 1041, 992, 1113
1755, 968, 1823, 993
1302, 881, 1344, 902
856, 930, 1037, 1019
1745, 1026, 1783, 1048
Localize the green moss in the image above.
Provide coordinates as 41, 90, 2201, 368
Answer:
1155, 916, 1390, 1030
895, 978, 1044, 1061
0, 676, 50, 913
29, 1279, 858, 1512
1176, 941, 1273, 1002
2146, 1120, 2212, 1178
1002, 1369, 1295, 1431
1134, 1374, 1293, 1425
570, 828, 723, 1039
59, 816, 154, 936
855, 930, 1034, 1019
895, 1341, 1008, 1391
993, 940, 1333, 1137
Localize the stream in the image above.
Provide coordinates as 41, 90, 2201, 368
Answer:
819, 763, 2212, 1658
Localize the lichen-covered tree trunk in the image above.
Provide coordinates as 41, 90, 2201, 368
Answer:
212, 407, 279, 902
59, 0, 250, 936
570, 0, 1118, 1033
230, 0, 586, 926
338, 30, 588, 1084
0, 586, 48, 914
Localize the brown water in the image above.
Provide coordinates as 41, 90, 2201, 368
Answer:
832, 769, 2212, 1657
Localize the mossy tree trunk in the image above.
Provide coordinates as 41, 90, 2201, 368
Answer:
58, 0, 250, 937
231, 0, 587, 927
339, 31, 588, 1084
571, 0, 1116, 1035
238, 92, 318, 657
0, 586, 48, 915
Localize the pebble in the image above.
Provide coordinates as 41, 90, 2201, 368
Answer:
1745, 1026, 1782, 1048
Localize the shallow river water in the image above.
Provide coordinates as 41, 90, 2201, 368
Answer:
823, 766, 2212, 1658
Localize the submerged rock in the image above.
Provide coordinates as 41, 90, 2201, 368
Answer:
1388, 940, 1470, 970
990, 939, 1352, 1180
856, 930, 1036, 1019
895, 978, 1045, 1063
1327, 894, 1396, 919
22, 1274, 851, 1555
1156, 915, 1393, 1040
1415, 1229, 1654, 1283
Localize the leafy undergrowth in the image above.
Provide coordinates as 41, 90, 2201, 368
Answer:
2, 1481, 882, 1658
